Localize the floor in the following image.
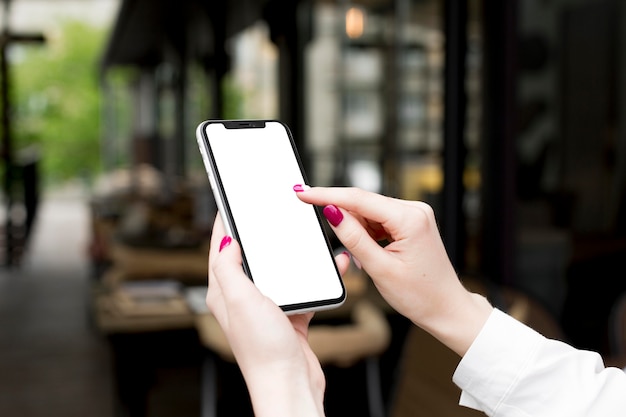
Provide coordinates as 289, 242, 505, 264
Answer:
0, 186, 114, 417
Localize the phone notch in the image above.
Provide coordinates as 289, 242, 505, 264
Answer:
223, 120, 266, 129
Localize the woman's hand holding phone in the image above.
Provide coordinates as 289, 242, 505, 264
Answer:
206, 184, 492, 416
206, 216, 350, 417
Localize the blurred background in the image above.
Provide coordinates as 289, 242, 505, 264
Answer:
1, 0, 626, 416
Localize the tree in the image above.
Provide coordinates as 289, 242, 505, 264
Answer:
12, 20, 107, 186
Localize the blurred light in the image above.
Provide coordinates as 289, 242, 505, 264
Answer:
347, 160, 381, 193
345, 7, 365, 39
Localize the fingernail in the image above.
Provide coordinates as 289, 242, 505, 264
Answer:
219, 236, 232, 252
323, 205, 343, 227
293, 184, 310, 192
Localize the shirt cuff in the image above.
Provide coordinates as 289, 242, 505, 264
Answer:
452, 308, 544, 415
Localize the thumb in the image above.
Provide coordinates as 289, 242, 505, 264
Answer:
211, 236, 259, 303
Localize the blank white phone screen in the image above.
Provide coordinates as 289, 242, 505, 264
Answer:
205, 121, 344, 309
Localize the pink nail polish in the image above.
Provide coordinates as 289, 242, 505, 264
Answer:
293, 184, 310, 192
323, 205, 343, 227
219, 236, 232, 252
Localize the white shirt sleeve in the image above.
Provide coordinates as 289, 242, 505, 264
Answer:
452, 308, 626, 417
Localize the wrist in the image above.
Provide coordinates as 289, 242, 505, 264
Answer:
419, 292, 493, 357
245, 366, 325, 417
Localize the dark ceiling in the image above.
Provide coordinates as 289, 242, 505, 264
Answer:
100, 0, 269, 71
98, 0, 411, 72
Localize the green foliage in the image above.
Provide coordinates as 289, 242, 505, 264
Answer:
12, 20, 107, 185
10, 19, 247, 187
222, 73, 245, 120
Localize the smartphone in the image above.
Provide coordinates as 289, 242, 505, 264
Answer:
196, 119, 346, 314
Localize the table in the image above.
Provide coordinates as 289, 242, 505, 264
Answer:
93, 242, 392, 417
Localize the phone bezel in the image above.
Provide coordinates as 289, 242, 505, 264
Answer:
196, 119, 346, 314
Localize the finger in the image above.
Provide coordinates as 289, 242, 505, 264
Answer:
334, 252, 351, 277
206, 216, 227, 317
299, 186, 432, 244
207, 216, 256, 321
207, 234, 261, 331
289, 312, 314, 338
207, 213, 225, 303
297, 186, 401, 226
206, 270, 227, 324
325, 206, 393, 277
208, 215, 226, 271
210, 235, 259, 305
